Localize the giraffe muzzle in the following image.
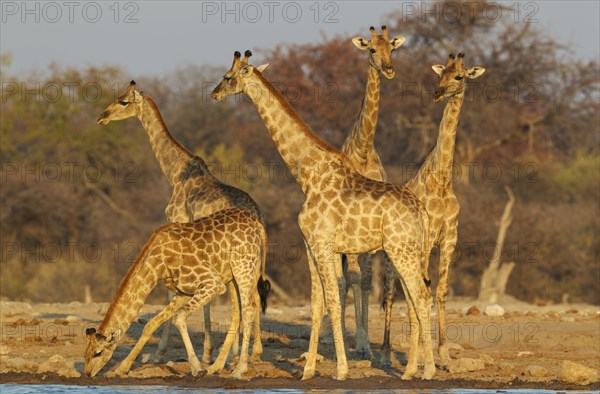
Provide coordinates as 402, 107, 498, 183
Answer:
97, 112, 110, 125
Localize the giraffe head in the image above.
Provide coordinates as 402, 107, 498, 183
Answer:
432, 53, 485, 102
352, 25, 405, 79
97, 81, 144, 124
211, 50, 270, 101
83, 327, 121, 377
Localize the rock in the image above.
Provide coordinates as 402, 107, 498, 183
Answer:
355, 360, 371, 368
546, 311, 560, 319
141, 353, 151, 363
65, 315, 80, 322
484, 304, 505, 317
273, 352, 286, 362
362, 370, 379, 377
561, 360, 598, 385
525, 365, 548, 377
37, 354, 81, 378
560, 316, 576, 322
466, 306, 480, 316
0, 345, 10, 355
448, 357, 485, 373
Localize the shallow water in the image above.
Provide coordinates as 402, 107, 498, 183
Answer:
0, 386, 592, 394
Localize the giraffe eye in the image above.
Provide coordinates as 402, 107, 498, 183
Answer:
93, 350, 103, 358
369, 48, 376, 53
118, 100, 128, 106
455, 76, 464, 81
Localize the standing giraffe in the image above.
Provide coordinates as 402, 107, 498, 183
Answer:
97, 81, 268, 364
212, 51, 434, 380
84, 208, 270, 379
339, 25, 405, 360
380, 53, 486, 368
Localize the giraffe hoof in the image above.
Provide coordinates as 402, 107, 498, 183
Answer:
356, 347, 373, 360
380, 360, 392, 370
422, 367, 435, 380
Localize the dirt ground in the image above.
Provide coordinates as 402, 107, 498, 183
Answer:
1, 296, 599, 390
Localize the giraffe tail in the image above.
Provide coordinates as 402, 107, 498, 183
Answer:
257, 223, 271, 314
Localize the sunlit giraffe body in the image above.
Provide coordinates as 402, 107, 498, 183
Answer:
212, 51, 434, 380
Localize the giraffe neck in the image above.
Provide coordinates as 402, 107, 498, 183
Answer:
417, 91, 465, 184
344, 66, 381, 163
99, 237, 161, 338
138, 97, 196, 185
245, 72, 346, 193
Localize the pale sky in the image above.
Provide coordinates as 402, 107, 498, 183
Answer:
1, 1, 599, 76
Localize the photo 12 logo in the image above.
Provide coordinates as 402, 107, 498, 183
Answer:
1, 1, 140, 24
200, 1, 340, 23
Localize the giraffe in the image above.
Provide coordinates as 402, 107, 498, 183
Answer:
339, 25, 405, 360
380, 53, 486, 368
84, 208, 270, 379
97, 81, 267, 364
211, 51, 434, 380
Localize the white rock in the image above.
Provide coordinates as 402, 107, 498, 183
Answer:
525, 365, 548, 377
484, 304, 505, 317
561, 360, 598, 385
65, 315, 80, 322
560, 316, 576, 322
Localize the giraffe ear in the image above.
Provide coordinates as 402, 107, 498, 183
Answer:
466, 67, 486, 79
106, 329, 121, 344
390, 36, 405, 50
352, 37, 370, 50
432, 65, 445, 77
256, 63, 270, 73
239, 65, 254, 78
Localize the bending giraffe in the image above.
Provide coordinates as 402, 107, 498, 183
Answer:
380, 53, 486, 368
97, 81, 269, 364
212, 51, 434, 381
339, 25, 405, 360
84, 208, 270, 379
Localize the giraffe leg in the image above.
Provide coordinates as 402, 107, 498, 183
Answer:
228, 281, 241, 362
338, 254, 350, 357
201, 304, 212, 363
231, 272, 258, 379
152, 290, 175, 363
114, 294, 190, 375
250, 290, 263, 362
172, 277, 227, 376
388, 248, 435, 380
301, 242, 325, 380
356, 254, 373, 360
315, 249, 349, 380
380, 256, 396, 369
207, 281, 241, 375
437, 227, 457, 367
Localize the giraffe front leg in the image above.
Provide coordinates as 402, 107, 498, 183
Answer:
437, 229, 457, 367
301, 242, 325, 380
356, 254, 373, 360
115, 294, 190, 375
152, 290, 175, 363
172, 277, 227, 377
316, 251, 348, 380
380, 257, 396, 369
202, 304, 213, 363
